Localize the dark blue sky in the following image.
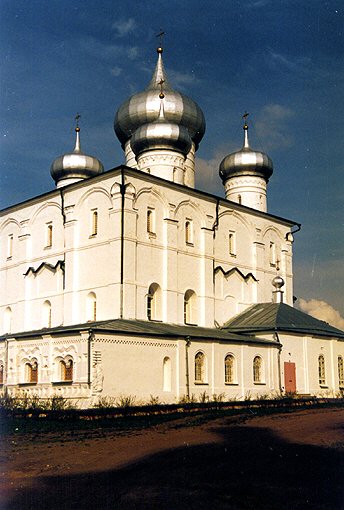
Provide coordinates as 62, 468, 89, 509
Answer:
1, 0, 343, 316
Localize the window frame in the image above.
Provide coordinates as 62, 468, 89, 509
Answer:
146, 207, 156, 236
269, 241, 276, 266
184, 290, 197, 325
7, 234, 13, 259
90, 209, 98, 237
87, 292, 97, 322
318, 354, 326, 386
147, 283, 161, 321
42, 300, 52, 328
338, 356, 344, 388
224, 354, 236, 385
26, 361, 38, 384
253, 355, 264, 384
163, 356, 172, 392
185, 219, 193, 245
228, 231, 236, 257
60, 359, 74, 382
194, 351, 207, 384
45, 222, 53, 248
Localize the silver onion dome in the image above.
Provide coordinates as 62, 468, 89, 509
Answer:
114, 47, 205, 150
130, 99, 192, 156
50, 127, 104, 185
219, 124, 273, 183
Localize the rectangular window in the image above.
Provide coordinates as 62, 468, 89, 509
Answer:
185, 219, 193, 245
338, 357, 344, 387
270, 241, 276, 266
229, 231, 236, 256
147, 208, 155, 234
46, 223, 53, 248
7, 234, 13, 259
91, 210, 98, 236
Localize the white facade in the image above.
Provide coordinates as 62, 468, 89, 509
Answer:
0, 168, 295, 335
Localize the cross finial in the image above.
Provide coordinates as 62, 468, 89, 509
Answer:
75, 113, 81, 131
276, 259, 280, 272
156, 29, 165, 48
242, 111, 249, 127
158, 78, 165, 99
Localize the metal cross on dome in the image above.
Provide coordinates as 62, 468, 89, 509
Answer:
75, 113, 81, 128
156, 30, 165, 46
242, 111, 249, 126
158, 78, 165, 98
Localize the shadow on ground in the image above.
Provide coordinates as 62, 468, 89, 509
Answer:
5, 421, 344, 510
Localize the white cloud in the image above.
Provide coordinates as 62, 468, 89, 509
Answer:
246, 0, 271, 8
112, 18, 136, 38
266, 49, 311, 73
298, 298, 344, 330
110, 66, 122, 77
254, 103, 295, 150
195, 148, 228, 195
167, 68, 200, 89
78, 37, 139, 63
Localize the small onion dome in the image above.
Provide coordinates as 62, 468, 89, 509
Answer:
50, 127, 103, 185
130, 100, 192, 157
272, 275, 285, 290
219, 124, 273, 183
114, 47, 205, 150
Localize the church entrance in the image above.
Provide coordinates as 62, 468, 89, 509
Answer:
284, 362, 296, 393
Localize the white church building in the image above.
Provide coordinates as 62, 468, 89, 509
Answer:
1, 46, 343, 407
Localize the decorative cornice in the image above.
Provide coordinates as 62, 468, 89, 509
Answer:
24, 260, 65, 277
214, 265, 258, 282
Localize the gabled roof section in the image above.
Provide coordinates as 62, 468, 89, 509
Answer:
24, 260, 64, 277
0, 318, 278, 346
222, 302, 344, 339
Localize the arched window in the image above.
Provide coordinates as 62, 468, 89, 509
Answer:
184, 290, 197, 325
185, 220, 193, 244
42, 300, 52, 328
0, 364, 4, 385
4, 306, 12, 333
338, 356, 344, 387
195, 352, 206, 383
225, 354, 235, 384
147, 283, 161, 321
318, 354, 326, 385
163, 356, 171, 391
60, 359, 73, 382
26, 361, 38, 384
87, 292, 97, 321
253, 356, 263, 383
46, 223, 53, 248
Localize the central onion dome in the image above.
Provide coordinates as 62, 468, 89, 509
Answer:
51, 125, 104, 188
114, 47, 205, 151
219, 123, 273, 183
130, 99, 192, 157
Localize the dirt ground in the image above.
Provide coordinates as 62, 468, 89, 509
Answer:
1, 407, 343, 509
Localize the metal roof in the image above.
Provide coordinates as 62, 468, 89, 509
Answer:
0, 318, 278, 346
222, 302, 344, 339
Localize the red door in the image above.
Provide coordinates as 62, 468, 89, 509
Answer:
284, 362, 296, 393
